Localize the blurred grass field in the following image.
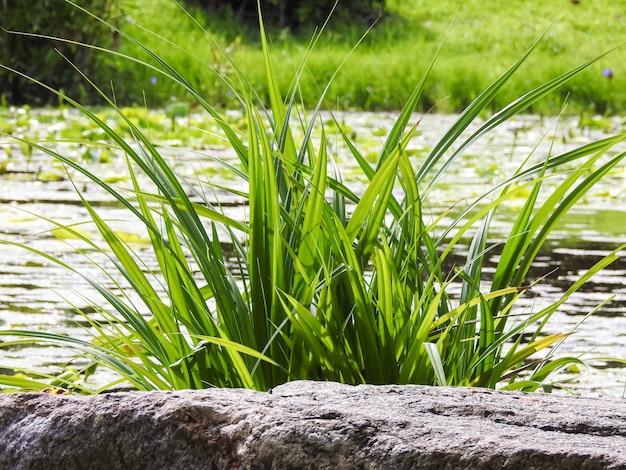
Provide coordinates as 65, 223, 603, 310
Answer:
115, 0, 625, 114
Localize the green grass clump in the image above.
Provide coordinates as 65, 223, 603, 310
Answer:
0, 2, 625, 394
112, 0, 626, 114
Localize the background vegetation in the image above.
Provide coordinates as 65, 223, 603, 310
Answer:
181, 0, 386, 29
1, 0, 624, 113
0, 0, 124, 105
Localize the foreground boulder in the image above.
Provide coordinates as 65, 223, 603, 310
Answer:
1, 381, 625, 469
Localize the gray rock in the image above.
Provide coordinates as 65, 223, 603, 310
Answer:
0, 381, 625, 469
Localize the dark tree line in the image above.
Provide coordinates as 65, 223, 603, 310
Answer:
0, 0, 123, 105
185, 0, 387, 30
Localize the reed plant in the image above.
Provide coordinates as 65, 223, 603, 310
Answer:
0, 2, 625, 393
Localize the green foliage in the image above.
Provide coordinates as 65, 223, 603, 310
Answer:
0, 4, 625, 394
0, 0, 123, 105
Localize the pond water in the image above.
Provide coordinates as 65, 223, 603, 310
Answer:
1, 109, 625, 396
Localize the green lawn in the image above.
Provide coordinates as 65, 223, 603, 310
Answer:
114, 0, 625, 114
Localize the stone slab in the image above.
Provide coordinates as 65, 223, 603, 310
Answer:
1, 381, 625, 469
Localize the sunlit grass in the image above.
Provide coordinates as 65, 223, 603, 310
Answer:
114, 0, 626, 113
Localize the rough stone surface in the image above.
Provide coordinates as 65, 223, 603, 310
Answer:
1, 381, 626, 469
